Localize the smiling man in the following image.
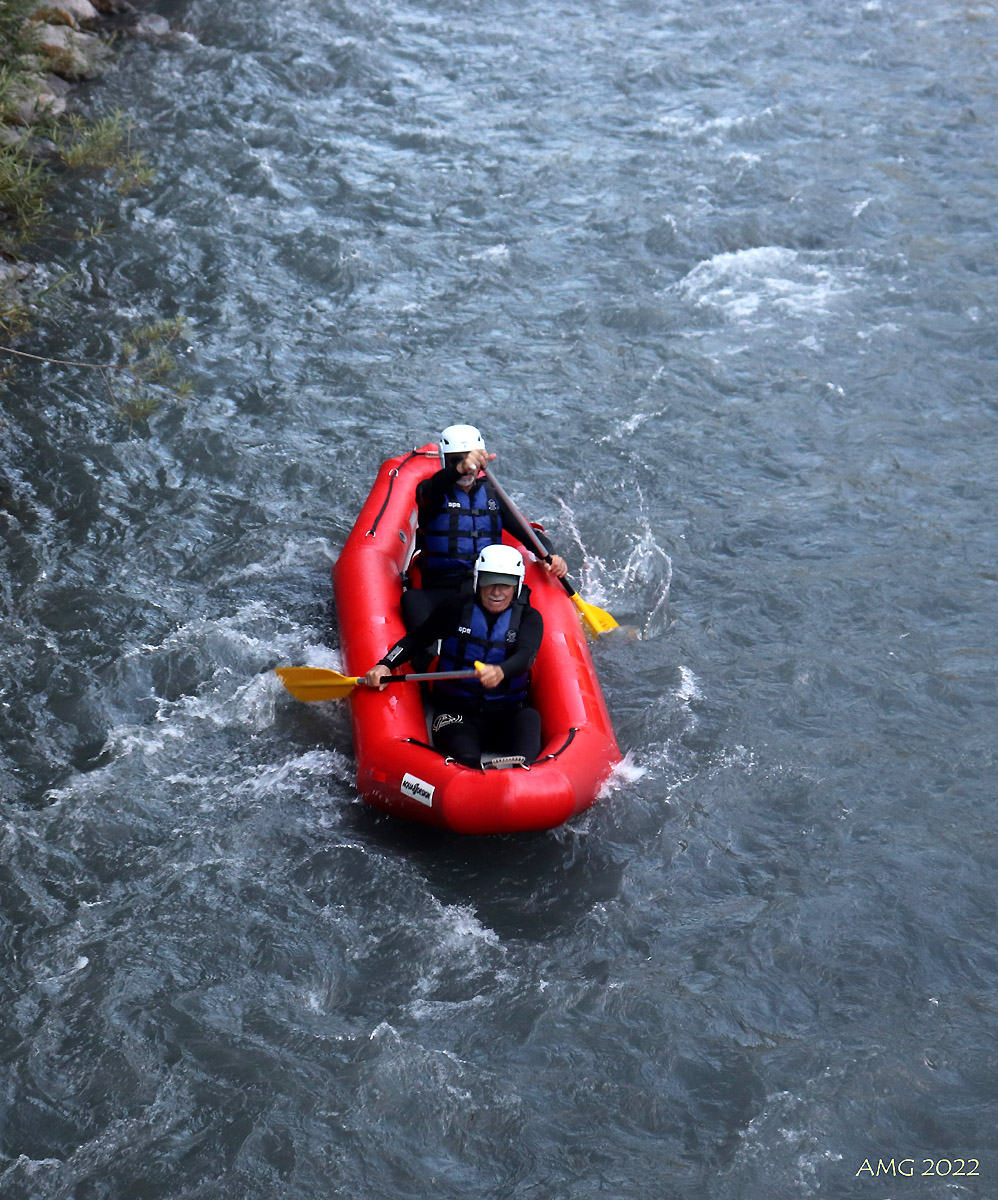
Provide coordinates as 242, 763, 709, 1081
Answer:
365, 545, 544, 767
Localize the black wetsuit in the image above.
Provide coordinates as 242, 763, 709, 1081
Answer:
378, 591, 544, 767
401, 465, 556, 633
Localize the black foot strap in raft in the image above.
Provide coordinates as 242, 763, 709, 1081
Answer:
402, 727, 579, 769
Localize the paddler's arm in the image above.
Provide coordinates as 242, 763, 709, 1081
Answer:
416, 449, 497, 510
478, 608, 544, 689
363, 595, 464, 689
415, 463, 462, 512
495, 494, 568, 579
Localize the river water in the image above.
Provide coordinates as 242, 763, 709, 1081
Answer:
2, 0, 996, 1196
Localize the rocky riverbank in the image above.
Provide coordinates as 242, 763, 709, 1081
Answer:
4, 0, 169, 124
1, 0, 171, 331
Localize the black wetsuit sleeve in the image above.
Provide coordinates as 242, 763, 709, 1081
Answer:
496, 494, 554, 557
497, 607, 543, 680
414, 464, 464, 517
416, 469, 556, 558
378, 599, 543, 680
377, 594, 464, 669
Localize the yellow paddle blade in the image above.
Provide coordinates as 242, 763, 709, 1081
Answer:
570, 591, 619, 637
275, 666, 363, 702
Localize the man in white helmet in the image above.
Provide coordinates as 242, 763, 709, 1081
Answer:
366, 544, 543, 767
401, 423, 567, 633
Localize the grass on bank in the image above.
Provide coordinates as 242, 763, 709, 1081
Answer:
53, 112, 156, 193
1, 0, 156, 253
0, 139, 47, 244
0, 0, 41, 56
0, 0, 191, 426
0, 314, 195, 427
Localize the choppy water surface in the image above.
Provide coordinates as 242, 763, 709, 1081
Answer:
2, 0, 996, 1196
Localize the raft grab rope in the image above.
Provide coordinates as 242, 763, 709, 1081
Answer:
364, 447, 439, 537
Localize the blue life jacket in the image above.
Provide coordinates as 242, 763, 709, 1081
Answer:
420, 478, 502, 584
435, 592, 530, 708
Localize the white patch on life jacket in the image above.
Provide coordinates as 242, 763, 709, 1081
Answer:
401, 773, 435, 806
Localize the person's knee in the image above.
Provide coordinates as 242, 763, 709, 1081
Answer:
400, 589, 429, 632
519, 707, 541, 736
432, 711, 480, 766
514, 706, 542, 762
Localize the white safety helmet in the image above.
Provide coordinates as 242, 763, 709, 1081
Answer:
473, 544, 525, 598
438, 423, 486, 467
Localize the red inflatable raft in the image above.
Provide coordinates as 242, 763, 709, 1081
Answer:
331, 446, 621, 834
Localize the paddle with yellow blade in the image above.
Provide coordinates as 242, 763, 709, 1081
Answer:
275, 664, 484, 703
482, 467, 618, 637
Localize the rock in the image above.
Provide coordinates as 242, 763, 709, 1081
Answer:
128, 13, 170, 38
6, 76, 68, 124
38, 86, 68, 119
87, 0, 137, 13
42, 73, 73, 98
28, 0, 100, 29
32, 22, 111, 79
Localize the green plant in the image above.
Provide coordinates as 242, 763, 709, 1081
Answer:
0, 297, 33, 338
0, 314, 193, 430
112, 315, 192, 428
53, 112, 155, 193
73, 217, 106, 241
0, 63, 24, 125
115, 383, 163, 426
0, 0, 42, 55
120, 315, 188, 365
0, 141, 49, 249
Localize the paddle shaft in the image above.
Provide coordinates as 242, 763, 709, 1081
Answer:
381, 668, 478, 685
482, 466, 578, 601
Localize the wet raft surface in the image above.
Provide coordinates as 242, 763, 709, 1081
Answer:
331, 448, 621, 832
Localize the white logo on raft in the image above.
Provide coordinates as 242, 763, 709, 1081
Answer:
401, 773, 435, 806
432, 713, 463, 733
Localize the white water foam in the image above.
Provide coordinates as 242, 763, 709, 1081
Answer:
598, 749, 649, 797
554, 497, 622, 609
678, 246, 857, 325
229, 748, 354, 798
676, 664, 702, 706
650, 106, 777, 147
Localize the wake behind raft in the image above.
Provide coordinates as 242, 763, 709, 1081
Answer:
327, 445, 621, 834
